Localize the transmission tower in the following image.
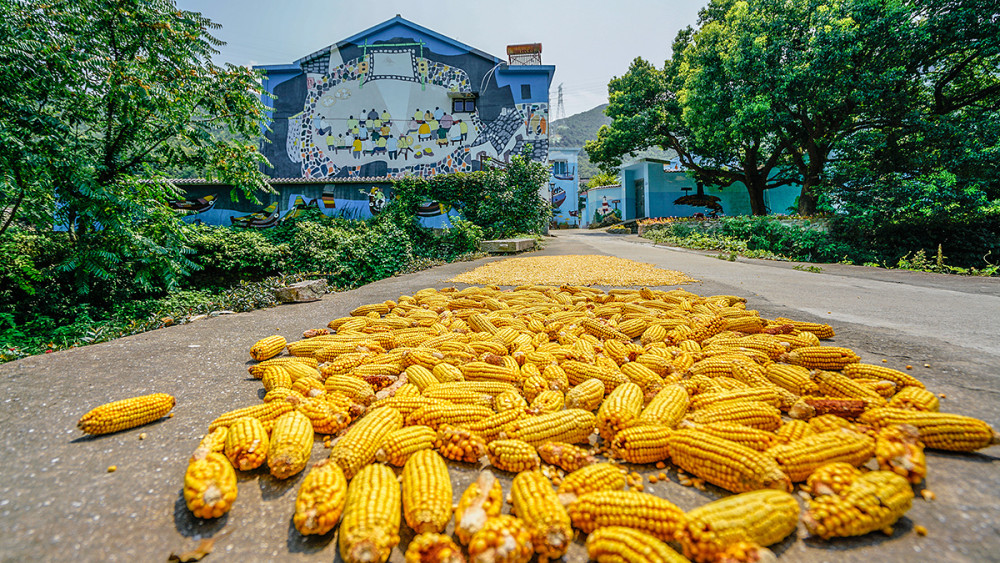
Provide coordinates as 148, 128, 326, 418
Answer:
556, 83, 566, 120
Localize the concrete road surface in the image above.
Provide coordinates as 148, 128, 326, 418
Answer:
1, 230, 998, 562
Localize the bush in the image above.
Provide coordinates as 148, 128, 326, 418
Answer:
183, 223, 290, 286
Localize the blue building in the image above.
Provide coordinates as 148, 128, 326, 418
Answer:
548, 147, 581, 226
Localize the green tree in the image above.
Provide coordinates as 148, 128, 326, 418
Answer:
0, 0, 271, 292
586, 172, 618, 190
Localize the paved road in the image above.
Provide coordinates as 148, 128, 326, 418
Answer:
1, 231, 998, 562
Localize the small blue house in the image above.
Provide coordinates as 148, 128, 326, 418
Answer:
548, 147, 581, 226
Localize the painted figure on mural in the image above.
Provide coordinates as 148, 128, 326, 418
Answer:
458, 119, 468, 141
387, 135, 399, 160
441, 112, 453, 129
352, 137, 362, 159
433, 106, 444, 120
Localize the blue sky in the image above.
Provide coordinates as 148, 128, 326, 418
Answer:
176, 0, 704, 118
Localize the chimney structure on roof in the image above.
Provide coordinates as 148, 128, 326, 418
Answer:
506, 43, 542, 65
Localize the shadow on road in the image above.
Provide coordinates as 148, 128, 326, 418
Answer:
172, 489, 229, 538
258, 471, 301, 501
285, 518, 335, 554
802, 516, 913, 551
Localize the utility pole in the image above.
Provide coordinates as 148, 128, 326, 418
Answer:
556, 83, 565, 120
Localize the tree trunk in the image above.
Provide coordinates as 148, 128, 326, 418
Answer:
797, 144, 827, 216
745, 177, 768, 216
797, 184, 818, 216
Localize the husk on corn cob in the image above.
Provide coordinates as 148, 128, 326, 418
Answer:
454, 470, 504, 545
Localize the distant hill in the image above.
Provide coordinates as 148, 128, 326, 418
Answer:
549, 104, 676, 182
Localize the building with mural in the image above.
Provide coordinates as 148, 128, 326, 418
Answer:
548, 147, 581, 227
170, 15, 554, 228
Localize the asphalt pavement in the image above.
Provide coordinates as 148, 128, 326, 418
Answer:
1, 229, 998, 562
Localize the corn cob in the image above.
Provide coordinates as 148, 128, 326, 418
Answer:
678, 490, 799, 563
261, 364, 293, 392
467, 515, 534, 563
775, 419, 815, 443
859, 408, 1000, 451
368, 396, 443, 417
586, 526, 689, 563
510, 470, 573, 560
781, 346, 860, 370
611, 425, 673, 464
888, 386, 939, 412
688, 387, 781, 411
536, 441, 597, 472
323, 374, 375, 406
404, 533, 466, 563
807, 413, 856, 434
424, 380, 518, 397
875, 424, 926, 484
421, 387, 493, 408
223, 417, 269, 471
329, 406, 403, 479
635, 385, 688, 428
541, 363, 570, 392
772, 317, 835, 339
564, 378, 606, 411
597, 382, 644, 441
405, 364, 440, 391
487, 439, 540, 472
351, 302, 390, 317
459, 361, 519, 385
581, 318, 632, 341
842, 363, 924, 389
724, 315, 766, 334
195, 427, 229, 457
667, 429, 790, 493
292, 375, 325, 397
803, 471, 913, 539
407, 403, 493, 430
267, 410, 314, 479
563, 360, 629, 394
293, 459, 347, 536
619, 362, 666, 396
557, 462, 627, 501
435, 425, 488, 463
375, 425, 437, 466
528, 390, 564, 414
788, 397, 867, 421
812, 370, 887, 407
282, 361, 322, 382
641, 324, 670, 346
459, 408, 527, 443
681, 421, 776, 452
858, 378, 898, 398
636, 353, 676, 377
432, 362, 464, 383
339, 463, 401, 563
250, 335, 286, 361
494, 390, 528, 412
567, 490, 686, 542
769, 428, 875, 482
689, 401, 782, 432
805, 461, 862, 496
77, 393, 175, 435
501, 409, 596, 446
208, 400, 295, 432
402, 450, 453, 534
183, 447, 238, 519
248, 356, 319, 378
454, 470, 504, 545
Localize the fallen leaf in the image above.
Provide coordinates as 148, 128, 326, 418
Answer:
168, 537, 215, 562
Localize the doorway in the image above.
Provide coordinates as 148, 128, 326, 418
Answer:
633, 179, 645, 219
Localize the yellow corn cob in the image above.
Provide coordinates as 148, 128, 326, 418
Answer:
842, 363, 924, 388
619, 362, 665, 396
486, 439, 540, 472
467, 514, 534, 563
351, 303, 390, 317
454, 471, 504, 545
528, 390, 564, 414
375, 425, 437, 466
248, 356, 319, 378
580, 318, 632, 341
611, 425, 673, 464
781, 346, 860, 370
267, 410, 314, 479
567, 490, 686, 542
859, 408, 1000, 451
261, 364, 293, 392
586, 526, 690, 563
510, 470, 573, 559
616, 318, 649, 339
77, 393, 175, 435
368, 396, 443, 417
457, 362, 517, 386
772, 317, 835, 339
562, 360, 629, 394
329, 406, 403, 479
323, 374, 375, 406
681, 421, 776, 452
421, 387, 493, 408
536, 441, 597, 472
435, 425, 488, 463
208, 401, 295, 432
805, 461, 862, 496
764, 363, 818, 396
402, 450, 453, 534
564, 378, 606, 411
773, 332, 821, 349
724, 315, 766, 334
467, 312, 499, 335
769, 428, 875, 482
424, 381, 518, 397
501, 409, 596, 446
667, 429, 791, 493
469, 340, 508, 357
407, 403, 494, 430
432, 362, 464, 383
250, 335, 286, 361
282, 361, 322, 383
888, 386, 939, 412
858, 378, 898, 398
404, 533, 465, 563
775, 419, 815, 443
678, 490, 799, 563
339, 463, 401, 563
321, 351, 376, 377
689, 387, 782, 411
184, 447, 238, 519
803, 471, 913, 539
393, 383, 422, 398
689, 401, 783, 432
635, 385, 688, 429
195, 427, 229, 457
541, 363, 570, 392
223, 416, 269, 471
556, 462, 627, 501
459, 408, 527, 443
875, 424, 927, 484
293, 459, 347, 536
494, 389, 528, 412
405, 364, 440, 391
812, 370, 887, 407
636, 353, 677, 377
597, 382, 643, 441
291, 375, 325, 397
806, 413, 856, 434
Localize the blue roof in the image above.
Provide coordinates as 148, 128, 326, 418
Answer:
293, 15, 502, 67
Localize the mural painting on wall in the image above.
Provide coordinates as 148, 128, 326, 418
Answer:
673, 181, 724, 218
594, 195, 622, 224
286, 44, 547, 180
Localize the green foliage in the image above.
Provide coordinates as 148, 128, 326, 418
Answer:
793, 265, 824, 273
586, 172, 619, 190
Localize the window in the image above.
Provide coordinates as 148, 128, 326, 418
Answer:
552, 161, 568, 175
452, 99, 476, 113
521, 84, 532, 99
